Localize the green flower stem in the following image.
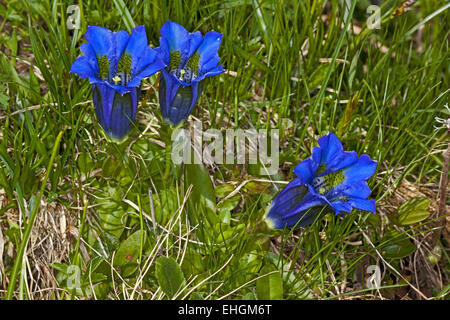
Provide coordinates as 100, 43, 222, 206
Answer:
161, 121, 175, 179
164, 140, 172, 178
5, 130, 65, 300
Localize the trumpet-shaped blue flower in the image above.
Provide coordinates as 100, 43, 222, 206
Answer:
155, 21, 225, 125
265, 132, 377, 229
70, 25, 165, 140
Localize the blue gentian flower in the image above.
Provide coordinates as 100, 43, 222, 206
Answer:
265, 132, 377, 229
70, 25, 165, 140
155, 21, 225, 125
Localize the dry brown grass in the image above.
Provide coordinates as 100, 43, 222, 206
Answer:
0, 189, 79, 299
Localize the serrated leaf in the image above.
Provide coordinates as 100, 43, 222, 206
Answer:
156, 256, 186, 299
397, 197, 430, 225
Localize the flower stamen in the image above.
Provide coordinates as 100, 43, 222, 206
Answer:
112, 75, 121, 85
97, 55, 110, 81
178, 69, 186, 81
312, 170, 345, 194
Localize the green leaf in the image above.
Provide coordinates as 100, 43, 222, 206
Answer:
381, 228, 416, 259
337, 91, 360, 137
102, 156, 121, 177
397, 197, 430, 225
214, 184, 235, 198
51, 262, 69, 274
308, 63, 333, 89
242, 292, 257, 300
155, 256, 186, 299
85, 256, 111, 281
77, 152, 94, 174
256, 265, 283, 300
382, 239, 416, 259
185, 163, 216, 211
189, 292, 204, 300
84, 272, 107, 284
112, 0, 135, 32
113, 230, 147, 277
5, 29, 18, 66
184, 163, 217, 228
217, 196, 240, 223
93, 282, 111, 300
232, 44, 273, 75
0, 83, 9, 109
348, 49, 360, 93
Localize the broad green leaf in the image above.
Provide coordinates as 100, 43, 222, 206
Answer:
217, 196, 240, 222
51, 262, 69, 274
382, 239, 416, 259
256, 265, 283, 300
185, 163, 216, 211
189, 292, 204, 300
156, 256, 186, 299
214, 223, 245, 243
85, 256, 111, 282
240, 251, 263, 277
243, 181, 270, 194
215, 184, 235, 198
185, 163, 218, 228
77, 152, 94, 174
367, 211, 381, 227
381, 228, 416, 259
93, 282, 111, 300
181, 249, 204, 277
242, 292, 257, 300
83, 272, 107, 284
102, 156, 120, 177
149, 188, 179, 226
113, 230, 147, 277
397, 197, 430, 225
